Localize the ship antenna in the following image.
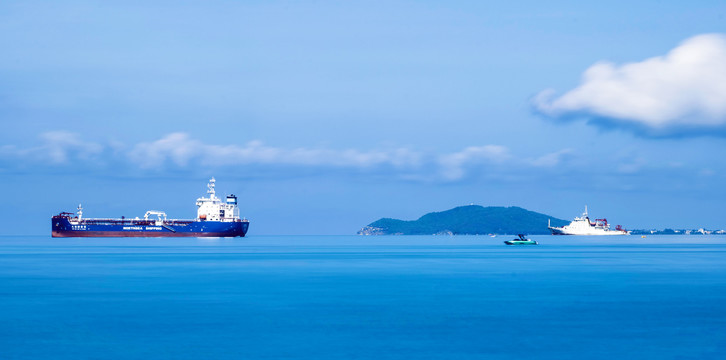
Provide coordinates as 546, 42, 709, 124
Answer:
207, 177, 216, 199
584, 205, 588, 217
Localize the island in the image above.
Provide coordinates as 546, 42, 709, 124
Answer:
358, 205, 569, 235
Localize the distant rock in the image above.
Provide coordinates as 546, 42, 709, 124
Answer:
357, 205, 569, 235
357, 226, 388, 236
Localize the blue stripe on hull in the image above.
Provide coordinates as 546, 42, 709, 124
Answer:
52, 217, 249, 238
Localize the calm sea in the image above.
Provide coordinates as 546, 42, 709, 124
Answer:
1, 235, 725, 359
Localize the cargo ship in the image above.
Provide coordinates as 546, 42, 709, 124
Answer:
548, 206, 629, 235
52, 178, 249, 237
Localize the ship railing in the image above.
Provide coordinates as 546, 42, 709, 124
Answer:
80, 219, 156, 225
74, 218, 198, 225
167, 220, 194, 225
223, 217, 249, 223
53, 212, 77, 219
70, 218, 232, 225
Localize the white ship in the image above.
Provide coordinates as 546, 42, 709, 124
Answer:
548, 206, 630, 235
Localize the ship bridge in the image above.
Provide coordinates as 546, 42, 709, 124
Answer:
196, 178, 241, 222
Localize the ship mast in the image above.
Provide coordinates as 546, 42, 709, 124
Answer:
207, 177, 217, 199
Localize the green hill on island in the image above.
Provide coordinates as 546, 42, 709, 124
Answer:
358, 205, 569, 235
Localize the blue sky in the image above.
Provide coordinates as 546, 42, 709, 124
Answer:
2, 0, 726, 235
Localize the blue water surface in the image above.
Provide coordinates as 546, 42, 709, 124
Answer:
1, 235, 725, 359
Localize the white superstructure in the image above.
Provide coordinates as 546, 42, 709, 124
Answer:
196, 178, 241, 222
548, 206, 630, 235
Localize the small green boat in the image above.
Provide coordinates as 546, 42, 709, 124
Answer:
504, 234, 538, 245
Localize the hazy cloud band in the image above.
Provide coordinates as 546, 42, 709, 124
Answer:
1, 132, 574, 182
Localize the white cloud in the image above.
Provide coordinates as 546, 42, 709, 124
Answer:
3, 131, 574, 182
528, 148, 573, 167
128, 133, 423, 170
40, 131, 104, 163
128, 133, 202, 168
0, 131, 104, 165
438, 145, 510, 180
534, 33, 726, 135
